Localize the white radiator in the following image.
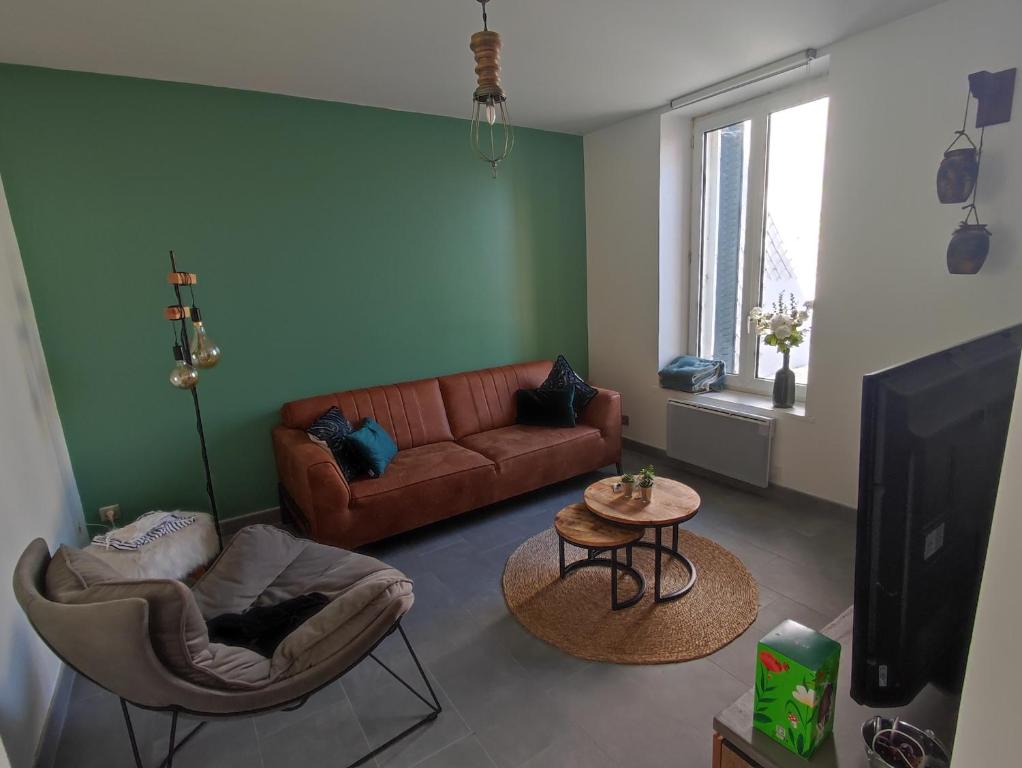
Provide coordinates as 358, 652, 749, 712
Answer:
666, 400, 775, 487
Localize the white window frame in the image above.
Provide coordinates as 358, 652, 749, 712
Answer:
688, 77, 829, 401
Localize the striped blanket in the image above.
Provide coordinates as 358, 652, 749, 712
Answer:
92, 511, 198, 551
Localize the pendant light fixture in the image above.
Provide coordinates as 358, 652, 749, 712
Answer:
469, 0, 513, 177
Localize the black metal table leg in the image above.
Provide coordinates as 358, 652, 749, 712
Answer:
611, 548, 619, 607
558, 536, 566, 578
629, 524, 698, 603
558, 542, 645, 610
654, 526, 663, 600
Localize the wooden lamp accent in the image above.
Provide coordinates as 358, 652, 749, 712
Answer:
164, 305, 190, 321
167, 271, 197, 286
470, 30, 505, 103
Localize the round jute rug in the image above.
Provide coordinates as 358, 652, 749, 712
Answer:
502, 527, 758, 664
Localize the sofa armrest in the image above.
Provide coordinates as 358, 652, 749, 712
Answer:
580, 387, 622, 445
272, 426, 351, 540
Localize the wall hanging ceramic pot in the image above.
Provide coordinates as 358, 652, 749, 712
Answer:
947, 223, 991, 274
772, 350, 796, 409
936, 147, 978, 203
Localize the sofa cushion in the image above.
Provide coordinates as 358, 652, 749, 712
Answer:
192, 526, 414, 680
45, 545, 120, 601
539, 354, 598, 417
345, 443, 498, 541
459, 423, 601, 465
516, 387, 576, 427
55, 575, 271, 689
306, 406, 363, 481
281, 377, 454, 450
347, 417, 398, 478
349, 442, 495, 500
458, 424, 607, 499
438, 360, 553, 439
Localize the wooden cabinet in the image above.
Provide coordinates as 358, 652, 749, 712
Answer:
713, 733, 761, 768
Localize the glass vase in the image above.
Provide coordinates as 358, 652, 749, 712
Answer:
773, 349, 796, 409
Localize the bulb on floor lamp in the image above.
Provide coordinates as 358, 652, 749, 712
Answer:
169, 344, 199, 389
189, 307, 222, 369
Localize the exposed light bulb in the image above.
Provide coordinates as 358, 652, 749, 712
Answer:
485, 101, 497, 126
191, 321, 222, 369
189, 307, 221, 369
169, 345, 199, 389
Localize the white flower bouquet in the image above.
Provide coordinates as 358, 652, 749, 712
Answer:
748, 293, 812, 356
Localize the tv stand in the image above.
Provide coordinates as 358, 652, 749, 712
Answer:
712, 608, 959, 767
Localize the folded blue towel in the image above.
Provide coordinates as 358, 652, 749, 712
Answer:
658, 355, 726, 393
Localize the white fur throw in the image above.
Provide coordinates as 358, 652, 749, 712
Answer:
86, 511, 219, 580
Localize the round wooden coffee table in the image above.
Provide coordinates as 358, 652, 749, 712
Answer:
554, 503, 645, 610
584, 477, 701, 603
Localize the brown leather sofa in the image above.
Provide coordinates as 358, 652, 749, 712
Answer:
273, 360, 622, 549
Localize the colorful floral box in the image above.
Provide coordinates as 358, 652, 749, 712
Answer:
753, 620, 841, 759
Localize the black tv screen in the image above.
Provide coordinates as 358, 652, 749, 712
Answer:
851, 324, 1022, 707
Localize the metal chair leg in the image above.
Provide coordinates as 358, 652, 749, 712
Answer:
120, 701, 204, 768
345, 624, 442, 768
120, 699, 144, 768
164, 711, 178, 768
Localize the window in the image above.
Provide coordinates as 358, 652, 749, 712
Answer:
690, 82, 829, 399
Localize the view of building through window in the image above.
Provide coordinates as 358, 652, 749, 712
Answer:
695, 91, 829, 393
697, 120, 750, 374
756, 97, 829, 384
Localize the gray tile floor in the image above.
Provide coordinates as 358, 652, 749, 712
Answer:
55, 447, 856, 768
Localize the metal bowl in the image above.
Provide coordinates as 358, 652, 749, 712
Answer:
862, 717, 949, 768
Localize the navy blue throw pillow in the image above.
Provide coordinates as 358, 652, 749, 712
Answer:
539, 355, 597, 417
306, 407, 363, 481
516, 387, 576, 427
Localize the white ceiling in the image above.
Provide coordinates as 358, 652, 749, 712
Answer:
0, 0, 942, 135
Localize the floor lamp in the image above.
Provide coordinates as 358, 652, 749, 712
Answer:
164, 251, 224, 548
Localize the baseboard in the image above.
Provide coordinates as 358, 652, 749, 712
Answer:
622, 437, 855, 521
220, 506, 282, 537
33, 663, 74, 768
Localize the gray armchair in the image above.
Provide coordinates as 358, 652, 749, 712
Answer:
13, 525, 440, 768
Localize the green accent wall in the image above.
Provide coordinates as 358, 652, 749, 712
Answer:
0, 65, 588, 524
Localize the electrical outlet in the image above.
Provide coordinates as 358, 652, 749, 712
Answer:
621, 414, 630, 426
98, 504, 120, 526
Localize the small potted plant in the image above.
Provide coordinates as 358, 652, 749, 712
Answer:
620, 472, 635, 498
637, 465, 655, 502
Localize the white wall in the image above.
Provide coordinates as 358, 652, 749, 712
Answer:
953, 377, 1022, 765
0, 175, 84, 766
584, 0, 1022, 506
585, 109, 665, 448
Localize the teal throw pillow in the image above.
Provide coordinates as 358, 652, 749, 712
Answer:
347, 418, 398, 477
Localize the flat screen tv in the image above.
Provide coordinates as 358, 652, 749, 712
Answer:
851, 324, 1022, 707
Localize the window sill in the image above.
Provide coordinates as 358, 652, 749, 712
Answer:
659, 385, 813, 421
